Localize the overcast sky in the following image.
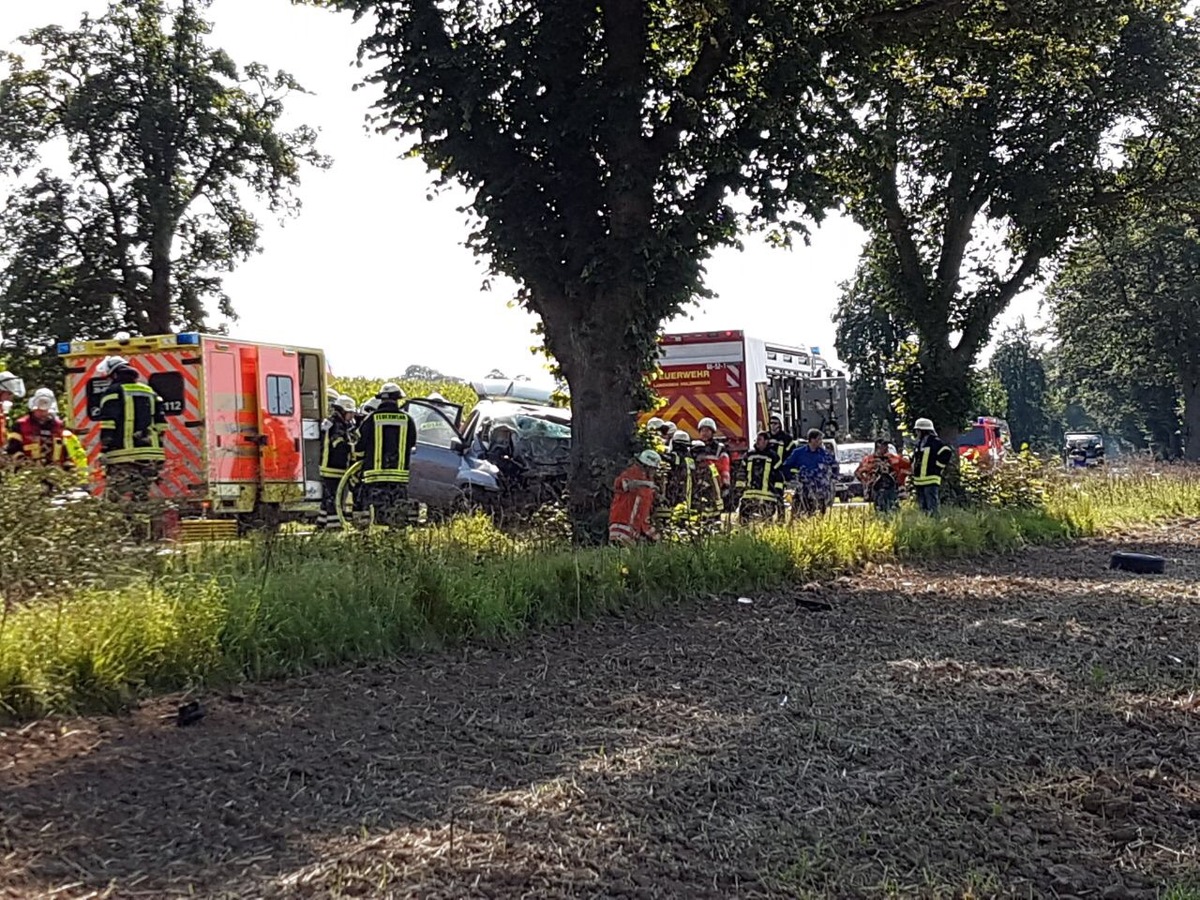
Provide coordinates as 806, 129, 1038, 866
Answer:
2, 0, 1042, 383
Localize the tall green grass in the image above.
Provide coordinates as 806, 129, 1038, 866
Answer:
2, 468, 1197, 720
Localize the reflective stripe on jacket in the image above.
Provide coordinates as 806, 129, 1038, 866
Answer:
609, 464, 656, 541
911, 436, 953, 486
9, 414, 70, 467
319, 416, 353, 477
99, 383, 166, 464
358, 408, 415, 484
739, 450, 784, 501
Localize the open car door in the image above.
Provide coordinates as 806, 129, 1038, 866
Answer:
256, 346, 304, 503
404, 399, 466, 506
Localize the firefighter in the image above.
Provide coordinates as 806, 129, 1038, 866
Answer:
767, 413, 792, 466
737, 431, 785, 522
485, 422, 526, 490
318, 394, 357, 529
910, 417, 954, 515
6, 388, 73, 472
782, 428, 837, 516
355, 383, 416, 525
662, 429, 695, 512
855, 438, 910, 513
691, 439, 723, 517
609, 449, 661, 546
0, 369, 27, 456
645, 417, 668, 453
97, 356, 167, 503
656, 419, 674, 445
695, 416, 731, 509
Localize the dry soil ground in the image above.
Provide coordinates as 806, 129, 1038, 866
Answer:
2, 524, 1198, 899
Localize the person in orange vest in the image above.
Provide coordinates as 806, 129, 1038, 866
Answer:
855, 438, 911, 512
0, 369, 27, 457
6, 388, 74, 471
609, 449, 661, 546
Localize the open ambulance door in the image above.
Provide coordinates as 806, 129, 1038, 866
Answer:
255, 346, 305, 504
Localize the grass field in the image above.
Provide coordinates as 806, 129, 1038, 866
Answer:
1, 466, 1198, 721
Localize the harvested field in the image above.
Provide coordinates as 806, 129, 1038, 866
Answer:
2, 523, 1198, 899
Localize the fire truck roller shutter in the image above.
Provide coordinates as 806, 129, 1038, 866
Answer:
743, 337, 769, 435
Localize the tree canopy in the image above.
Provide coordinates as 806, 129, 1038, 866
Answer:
0, 0, 329, 380
829, 0, 1198, 443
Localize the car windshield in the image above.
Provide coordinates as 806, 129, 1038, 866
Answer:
959, 426, 988, 447
512, 414, 571, 440
837, 444, 873, 463
1066, 434, 1102, 446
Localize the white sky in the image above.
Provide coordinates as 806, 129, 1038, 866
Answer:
1, 0, 1041, 383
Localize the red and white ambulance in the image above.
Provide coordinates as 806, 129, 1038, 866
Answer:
59, 332, 329, 537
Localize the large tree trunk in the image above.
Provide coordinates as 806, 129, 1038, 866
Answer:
1182, 372, 1200, 462
542, 293, 647, 543
147, 220, 174, 334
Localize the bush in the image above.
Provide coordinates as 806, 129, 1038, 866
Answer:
957, 451, 1048, 510
3, 468, 1200, 720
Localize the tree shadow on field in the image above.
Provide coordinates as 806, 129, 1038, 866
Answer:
1, 557, 1198, 899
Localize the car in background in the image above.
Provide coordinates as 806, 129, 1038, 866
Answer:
834, 441, 884, 501
1064, 431, 1105, 467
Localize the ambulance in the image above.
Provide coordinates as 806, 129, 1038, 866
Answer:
644, 330, 849, 457
59, 332, 330, 537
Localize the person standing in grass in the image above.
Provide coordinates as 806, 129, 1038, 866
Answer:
910, 417, 954, 515
782, 428, 837, 516
318, 394, 357, 530
855, 438, 910, 513
609, 449, 661, 546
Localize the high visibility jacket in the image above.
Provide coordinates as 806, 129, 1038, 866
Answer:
8, 414, 71, 468
357, 403, 415, 485
911, 435, 953, 486
99, 382, 167, 463
696, 440, 730, 487
767, 431, 792, 466
319, 415, 353, 477
855, 452, 911, 489
609, 464, 657, 545
739, 450, 784, 501
663, 446, 695, 509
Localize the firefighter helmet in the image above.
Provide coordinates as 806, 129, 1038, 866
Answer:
672, 429, 690, 445
29, 388, 56, 412
638, 449, 662, 468
377, 382, 405, 401
914, 417, 936, 432
333, 394, 357, 413
697, 417, 717, 433
361, 398, 381, 415
98, 356, 130, 378
0, 370, 26, 399
646, 417, 664, 431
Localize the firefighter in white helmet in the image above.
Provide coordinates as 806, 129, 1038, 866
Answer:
318, 394, 357, 529
910, 417, 953, 514
355, 383, 415, 525
97, 356, 167, 503
609, 449, 661, 546
6, 388, 73, 472
693, 416, 729, 515
0, 369, 27, 454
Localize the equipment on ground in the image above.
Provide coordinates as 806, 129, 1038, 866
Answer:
1109, 551, 1166, 574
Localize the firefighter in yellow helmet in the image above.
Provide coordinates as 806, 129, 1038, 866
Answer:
355, 383, 416, 525
97, 356, 167, 503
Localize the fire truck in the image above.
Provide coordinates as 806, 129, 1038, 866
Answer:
644, 330, 849, 456
59, 332, 330, 538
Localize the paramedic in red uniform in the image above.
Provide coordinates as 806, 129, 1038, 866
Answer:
608, 449, 661, 546
6, 388, 74, 471
97, 356, 167, 503
355, 383, 416, 525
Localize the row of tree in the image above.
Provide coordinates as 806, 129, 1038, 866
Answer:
4, 0, 1200, 532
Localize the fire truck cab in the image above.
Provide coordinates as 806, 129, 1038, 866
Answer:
959, 416, 1012, 467
60, 332, 329, 534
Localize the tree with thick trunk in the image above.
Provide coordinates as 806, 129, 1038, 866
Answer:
0, 0, 328, 343
319, 0, 977, 535
829, 0, 1198, 446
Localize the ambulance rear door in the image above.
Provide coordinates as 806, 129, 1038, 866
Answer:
255, 346, 305, 503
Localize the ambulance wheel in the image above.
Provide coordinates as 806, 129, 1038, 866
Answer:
238, 504, 281, 536
1109, 551, 1167, 574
